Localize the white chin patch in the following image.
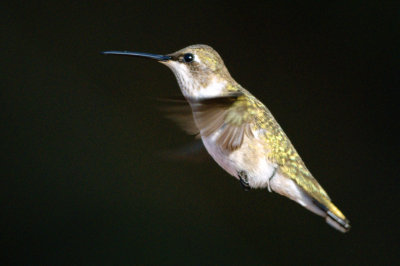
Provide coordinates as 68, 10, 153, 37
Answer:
164, 61, 226, 99
164, 61, 192, 95
196, 78, 226, 98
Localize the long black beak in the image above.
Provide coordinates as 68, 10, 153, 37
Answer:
101, 51, 171, 61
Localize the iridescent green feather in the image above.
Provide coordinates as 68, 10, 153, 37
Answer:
227, 91, 332, 203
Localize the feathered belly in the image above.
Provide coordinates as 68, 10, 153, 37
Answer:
201, 130, 277, 189
201, 134, 238, 177
201, 128, 327, 219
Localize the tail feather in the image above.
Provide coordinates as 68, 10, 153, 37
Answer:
313, 199, 351, 233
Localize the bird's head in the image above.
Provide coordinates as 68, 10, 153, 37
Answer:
103, 44, 234, 98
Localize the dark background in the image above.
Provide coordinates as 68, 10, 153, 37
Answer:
2, 1, 399, 264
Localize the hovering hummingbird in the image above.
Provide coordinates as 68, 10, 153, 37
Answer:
103, 44, 350, 232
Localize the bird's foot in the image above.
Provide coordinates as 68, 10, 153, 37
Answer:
267, 167, 277, 192
238, 170, 250, 191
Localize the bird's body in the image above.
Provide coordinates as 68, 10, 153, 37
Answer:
103, 44, 350, 232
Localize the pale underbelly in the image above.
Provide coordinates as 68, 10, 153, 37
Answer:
201, 133, 325, 216
200, 133, 277, 189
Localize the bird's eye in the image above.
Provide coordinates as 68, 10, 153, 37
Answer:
183, 53, 194, 63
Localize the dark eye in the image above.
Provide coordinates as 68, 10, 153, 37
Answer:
183, 53, 194, 63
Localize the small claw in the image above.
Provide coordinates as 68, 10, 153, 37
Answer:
267, 167, 277, 192
238, 170, 251, 191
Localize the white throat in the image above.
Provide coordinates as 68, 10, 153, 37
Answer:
188, 78, 226, 98
164, 61, 227, 99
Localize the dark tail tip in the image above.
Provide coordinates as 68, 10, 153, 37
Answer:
313, 199, 350, 233
326, 210, 351, 232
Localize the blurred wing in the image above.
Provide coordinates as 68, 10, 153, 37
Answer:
190, 93, 255, 151
159, 97, 199, 136
157, 139, 210, 163
160, 93, 256, 151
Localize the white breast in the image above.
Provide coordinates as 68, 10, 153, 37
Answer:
190, 78, 226, 98
200, 128, 278, 189
200, 130, 238, 177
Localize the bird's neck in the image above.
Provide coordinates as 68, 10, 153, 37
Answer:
180, 76, 243, 100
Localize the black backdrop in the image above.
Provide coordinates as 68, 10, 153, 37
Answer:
2, 2, 399, 264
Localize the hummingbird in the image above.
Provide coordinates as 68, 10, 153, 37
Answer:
103, 44, 350, 232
